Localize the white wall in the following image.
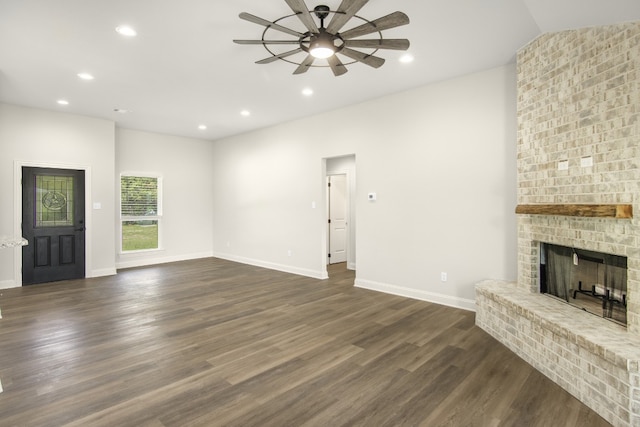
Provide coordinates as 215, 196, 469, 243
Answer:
0, 103, 116, 286
211, 132, 330, 278
115, 128, 214, 268
0, 64, 517, 308
211, 64, 518, 310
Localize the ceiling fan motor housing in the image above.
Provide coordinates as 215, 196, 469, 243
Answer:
307, 29, 343, 57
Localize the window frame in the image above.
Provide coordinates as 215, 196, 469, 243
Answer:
119, 173, 163, 254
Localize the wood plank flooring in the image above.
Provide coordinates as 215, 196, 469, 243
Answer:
0, 258, 611, 426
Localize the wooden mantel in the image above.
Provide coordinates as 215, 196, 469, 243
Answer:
515, 204, 633, 219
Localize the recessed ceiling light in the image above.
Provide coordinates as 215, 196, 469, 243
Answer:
198, 125, 207, 130
115, 25, 137, 37
302, 88, 314, 96
113, 108, 129, 114
399, 54, 414, 64
57, 99, 69, 105
240, 110, 251, 117
77, 72, 94, 80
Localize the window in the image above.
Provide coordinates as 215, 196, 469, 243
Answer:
120, 175, 162, 252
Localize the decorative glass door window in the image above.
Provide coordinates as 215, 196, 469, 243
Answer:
35, 175, 74, 227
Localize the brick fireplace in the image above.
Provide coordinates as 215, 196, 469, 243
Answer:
476, 21, 640, 427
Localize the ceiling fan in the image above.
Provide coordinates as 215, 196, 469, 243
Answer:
233, 0, 410, 76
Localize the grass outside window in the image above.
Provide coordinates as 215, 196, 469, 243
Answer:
122, 221, 158, 251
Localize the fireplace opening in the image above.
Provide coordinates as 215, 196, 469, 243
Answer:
539, 243, 627, 326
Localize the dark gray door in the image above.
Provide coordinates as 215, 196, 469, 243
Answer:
22, 167, 85, 285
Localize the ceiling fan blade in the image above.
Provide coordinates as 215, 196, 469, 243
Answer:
284, 0, 319, 33
343, 38, 410, 51
339, 48, 385, 68
239, 12, 304, 37
340, 11, 410, 40
326, 0, 369, 34
327, 55, 348, 76
256, 48, 303, 64
293, 54, 315, 74
234, 40, 301, 45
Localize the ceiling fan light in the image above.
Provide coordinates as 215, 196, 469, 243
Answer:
310, 46, 335, 59
309, 30, 336, 59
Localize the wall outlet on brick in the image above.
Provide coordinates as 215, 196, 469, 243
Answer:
580, 156, 593, 167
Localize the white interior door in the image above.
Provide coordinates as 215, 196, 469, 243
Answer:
328, 174, 347, 264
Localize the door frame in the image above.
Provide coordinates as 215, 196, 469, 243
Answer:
13, 161, 93, 287
322, 157, 355, 273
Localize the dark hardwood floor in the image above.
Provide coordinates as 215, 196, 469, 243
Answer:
0, 258, 610, 426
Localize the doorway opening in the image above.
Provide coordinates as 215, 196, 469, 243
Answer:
325, 155, 355, 277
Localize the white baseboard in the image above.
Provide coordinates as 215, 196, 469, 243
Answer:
2, 252, 234, 286
116, 251, 214, 270
0, 280, 17, 289
348, 262, 356, 270
89, 268, 117, 278
0, 269, 117, 287
0, 268, 117, 287
354, 278, 476, 312
213, 252, 327, 280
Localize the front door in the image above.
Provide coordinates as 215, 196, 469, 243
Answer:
328, 174, 347, 264
22, 167, 86, 285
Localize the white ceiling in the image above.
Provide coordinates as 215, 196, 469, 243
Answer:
1, 0, 639, 140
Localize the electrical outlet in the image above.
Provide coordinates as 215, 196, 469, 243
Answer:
441, 272, 447, 282
287, 250, 292, 257
580, 156, 593, 167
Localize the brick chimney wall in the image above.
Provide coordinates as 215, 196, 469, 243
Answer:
476, 22, 640, 427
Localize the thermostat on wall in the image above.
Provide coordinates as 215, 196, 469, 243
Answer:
368, 192, 377, 201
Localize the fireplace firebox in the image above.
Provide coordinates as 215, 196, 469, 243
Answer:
540, 243, 627, 325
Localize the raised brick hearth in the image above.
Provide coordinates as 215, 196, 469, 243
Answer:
476, 281, 640, 426
476, 21, 640, 427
